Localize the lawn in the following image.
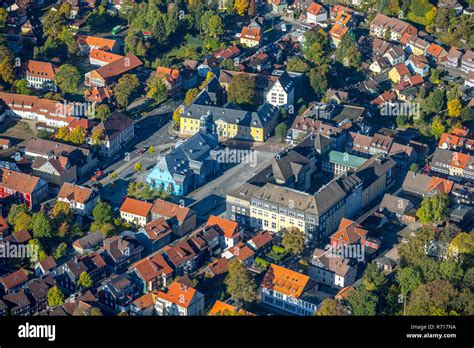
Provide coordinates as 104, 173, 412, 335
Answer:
266, 245, 289, 262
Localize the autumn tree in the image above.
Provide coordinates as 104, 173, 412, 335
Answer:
431, 116, 445, 139
78, 271, 93, 288
234, 0, 249, 16
316, 298, 348, 316
95, 104, 110, 121
227, 74, 256, 107
225, 258, 257, 306
146, 75, 169, 103
91, 127, 105, 146
447, 98, 462, 118
114, 74, 140, 108
67, 126, 86, 145
0, 45, 15, 85
282, 227, 305, 255
185, 88, 199, 105
56, 64, 81, 94
47, 286, 65, 307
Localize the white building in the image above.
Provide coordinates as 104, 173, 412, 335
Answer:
119, 197, 153, 227
57, 183, 98, 216
308, 248, 357, 289
155, 278, 205, 316
306, 2, 328, 25
266, 72, 295, 112
22, 60, 58, 92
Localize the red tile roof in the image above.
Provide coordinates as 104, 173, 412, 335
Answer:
23, 60, 57, 79
207, 215, 239, 239
157, 279, 198, 309
152, 199, 192, 223
0, 268, 28, 290
262, 264, 310, 299
120, 197, 153, 217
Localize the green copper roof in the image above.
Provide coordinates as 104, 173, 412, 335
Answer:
327, 151, 367, 168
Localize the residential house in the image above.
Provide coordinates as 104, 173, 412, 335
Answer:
388, 63, 411, 83
306, 2, 327, 25
247, 230, 273, 253
164, 240, 198, 276
369, 57, 391, 75
92, 111, 134, 158
98, 274, 139, 312
383, 45, 405, 66
269, 0, 288, 13
402, 172, 454, 197
150, 199, 197, 237
406, 54, 430, 77
72, 232, 105, 254
438, 0, 464, 15
446, 47, 463, 68
21, 60, 57, 92
406, 36, 429, 56
57, 183, 98, 216
0, 170, 48, 209
102, 235, 143, 273
132, 253, 174, 292
379, 193, 414, 218
329, 23, 348, 47
25, 276, 56, 314
84, 86, 113, 104
34, 256, 57, 277
2, 289, 31, 316
426, 44, 448, 63
130, 292, 157, 316
0, 269, 28, 294
155, 276, 205, 316
57, 253, 107, 292
156, 67, 182, 96
240, 25, 262, 48
461, 50, 474, 73
207, 215, 243, 251
308, 248, 357, 288
370, 14, 418, 42
119, 197, 153, 227
136, 218, 173, 253
222, 241, 255, 267
209, 300, 254, 315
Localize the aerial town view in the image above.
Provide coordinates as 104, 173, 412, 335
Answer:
0, 0, 474, 338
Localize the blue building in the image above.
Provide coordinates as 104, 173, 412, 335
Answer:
147, 111, 220, 196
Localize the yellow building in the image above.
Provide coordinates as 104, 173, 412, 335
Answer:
180, 103, 278, 143
388, 63, 411, 84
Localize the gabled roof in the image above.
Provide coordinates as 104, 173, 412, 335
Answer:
156, 277, 199, 308
142, 218, 172, 242
133, 253, 173, 282
120, 197, 153, 217
0, 268, 28, 290
76, 35, 117, 51
58, 183, 94, 204
331, 218, 367, 244
92, 54, 142, 81
89, 49, 123, 64
240, 26, 261, 41
0, 169, 42, 195
207, 215, 239, 239
152, 199, 193, 223
307, 2, 325, 15
209, 300, 255, 315
23, 60, 56, 79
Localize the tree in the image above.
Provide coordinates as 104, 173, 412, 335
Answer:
362, 262, 387, 293
406, 279, 457, 315
14, 80, 31, 95
397, 267, 422, 296
67, 126, 86, 145
92, 201, 114, 226
56, 64, 81, 94
227, 74, 256, 107
309, 67, 328, 96
448, 232, 474, 262
32, 211, 53, 239
78, 271, 93, 288
460, 106, 473, 121
275, 123, 288, 143
429, 69, 441, 85
0, 8, 7, 28
431, 116, 445, 139
248, 0, 256, 16
91, 127, 105, 146
47, 286, 65, 307
185, 88, 199, 106
447, 98, 462, 118
114, 74, 140, 108
8, 204, 31, 232
336, 33, 361, 69
409, 163, 420, 172
146, 75, 169, 103
95, 104, 110, 121
282, 227, 305, 255
286, 57, 310, 73
148, 145, 155, 154
51, 201, 73, 221
346, 287, 378, 315
234, 0, 249, 16
173, 107, 182, 129
53, 242, 68, 260
316, 298, 348, 316
134, 162, 142, 171
416, 193, 449, 225
0, 46, 15, 85
208, 15, 224, 39
225, 258, 257, 305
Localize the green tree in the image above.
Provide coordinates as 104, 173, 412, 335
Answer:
92, 201, 114, 226
406, 279, 457, 315
32, 211, 53, 239
282, 227, 305, 255
336, 33, 361, 69
460, 106, 473, 121
208, 15, 224, 39
409, 163, 420, 172
362, 262, 387, 293
248, 0, 256, 16
56, 64, 81, 94
431, 116, 445, 139
148, 145, 155, 154
397, 267, 422, 296
286, 57, 310, 73
309, 67, 328, 96
346, 287, 378, 315
95, 104, 111, 121
78, 271, 93, 288
134, 162, 143, 171
275, 122, 288, 142
0, 46, 15, 85
47, 286, 65, 307
53, 242, 68, 260
91, 127, 105, 146
14, 80, 31, 95
224, 258, 257, 305
114, 74, 140, 108
416, 193, 449, 225
227, 74, 256, 107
